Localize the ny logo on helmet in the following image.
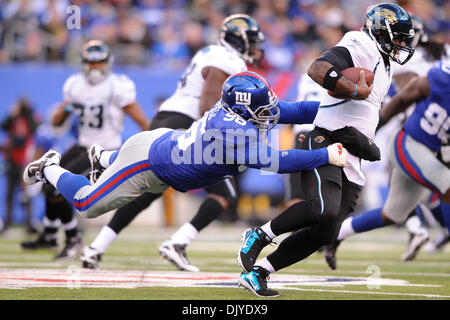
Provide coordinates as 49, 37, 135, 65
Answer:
235, 92, 251, 105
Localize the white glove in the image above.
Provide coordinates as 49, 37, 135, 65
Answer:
327, 143, 348, 167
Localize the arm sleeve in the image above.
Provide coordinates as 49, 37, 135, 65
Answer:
316, 46, 354, 71
204, 47, 247, 75
278, 100, 319, 125
225, 130, 329, 173
62, 76, 76, 103
114, 76, 137, 108
245, 142, 329, 173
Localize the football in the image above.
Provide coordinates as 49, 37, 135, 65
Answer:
341, 67, 374, 85
328, 67, 374, 98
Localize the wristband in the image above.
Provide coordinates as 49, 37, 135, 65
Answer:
322, 66, 342, 91
64, 104, 74, 112
352, 84, 358, 98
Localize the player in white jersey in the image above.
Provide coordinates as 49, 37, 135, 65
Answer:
80, 14, 264, 271
237, 3, 415, 297
21, 40, 150, 259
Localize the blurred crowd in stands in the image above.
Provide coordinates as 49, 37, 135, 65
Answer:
0, 0, 448, 73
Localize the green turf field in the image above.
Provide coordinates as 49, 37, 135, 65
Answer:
0, 223, 449, 300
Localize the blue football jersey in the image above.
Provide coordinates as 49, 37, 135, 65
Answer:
148, 101, 328, 192
404, 60, 450, 152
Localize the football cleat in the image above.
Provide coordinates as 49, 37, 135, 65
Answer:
433, 231, 450, 251
238, 266, 279, 297
54, 234, 84, 260
159, 240, 199, 272
402, 232, 429, 261
80, 246, 103, 269
21, 232, 58, 250
238, 227, 272, 272
88, 144, 105, 184
323, 239, 341, 270
23, 150, 61, 185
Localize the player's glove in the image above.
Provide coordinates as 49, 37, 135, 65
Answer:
327, 143, 348, 167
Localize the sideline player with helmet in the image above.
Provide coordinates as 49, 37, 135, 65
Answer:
22, 72, 349, 268
80, 14, 264, 271
237, 3, 415, 297
21, 40, 150, 259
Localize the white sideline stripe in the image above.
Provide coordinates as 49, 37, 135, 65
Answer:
0, 269, 444, 298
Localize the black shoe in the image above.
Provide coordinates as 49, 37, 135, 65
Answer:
238, 266, 279, 297
238, 227, 273, 272
21, 233, 58, 250
26, 225, 39, 234
54, 235, 84, 260
323, 239, 341, 270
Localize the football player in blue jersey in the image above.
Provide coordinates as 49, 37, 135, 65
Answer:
21, 71, 348, 244
323, 59, 450, 269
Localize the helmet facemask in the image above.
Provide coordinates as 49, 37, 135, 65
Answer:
365, 17, 415, 65
245, 92, 280, 132
364, 4, 415, 65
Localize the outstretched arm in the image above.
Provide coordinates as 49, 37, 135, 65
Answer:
233, 139, 347, 173
51, 101, 72, 127
379, 75, 430, 125
123, 102, 151, 131
278, 100, 319, 125
199, 67, 230, 116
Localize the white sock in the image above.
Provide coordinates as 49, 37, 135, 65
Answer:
100, 151, 116, 168
43, 216, 61, 228
405, 216, 428, 236
63, 217, 78, 231
91, 226, 118, 253
337, 217, 355, 241
43, 165, 69, 188
260, 221, 276, 240
170, 223, 198, 245
255, 257, 275, 273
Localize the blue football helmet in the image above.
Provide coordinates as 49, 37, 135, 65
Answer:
220, 71, 279, 131
81, 40, 114, 84
219, 14, 265, 66
363, 3, 415, 65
